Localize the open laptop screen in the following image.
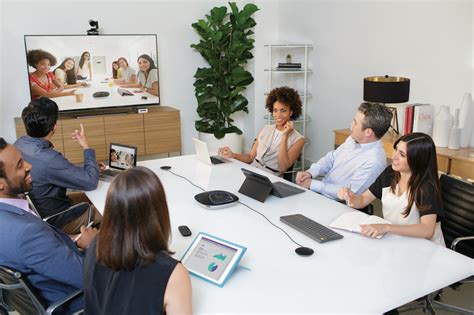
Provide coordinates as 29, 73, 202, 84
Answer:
109, 143, 137, 170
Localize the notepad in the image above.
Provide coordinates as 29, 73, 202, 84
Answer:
329, 211, 392, 239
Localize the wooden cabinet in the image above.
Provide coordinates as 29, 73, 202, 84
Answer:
334, 128, 474, 180
15, 106, 181, 164
61, 116, 107, 162
144, 108, 181, 155
104, 113, 145, 156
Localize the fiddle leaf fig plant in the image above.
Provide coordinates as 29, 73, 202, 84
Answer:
191, 2, 259, 139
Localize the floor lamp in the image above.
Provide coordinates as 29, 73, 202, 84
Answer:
363, 75, 410, 135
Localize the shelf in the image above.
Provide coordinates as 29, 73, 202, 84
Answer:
264, 68, 312, 73
264, 44, 313, 49
263, 115, 312, 123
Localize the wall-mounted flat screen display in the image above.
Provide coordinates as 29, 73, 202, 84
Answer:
24, 34, 160, 112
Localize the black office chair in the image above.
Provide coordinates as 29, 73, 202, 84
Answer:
0, 265, 82, 315
26, 194, 93, 228
398, 174, 474, 314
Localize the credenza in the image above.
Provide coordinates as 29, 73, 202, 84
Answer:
15, 106, 181, 164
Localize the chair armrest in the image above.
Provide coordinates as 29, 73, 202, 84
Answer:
43, 202, 91, 223
451, 236, 474, 252
46, 289, 82, 315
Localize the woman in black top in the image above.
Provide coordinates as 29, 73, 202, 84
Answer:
83, 166, 192, 314
338, 133, 445, 244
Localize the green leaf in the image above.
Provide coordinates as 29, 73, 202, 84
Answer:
191, 1, 258, 136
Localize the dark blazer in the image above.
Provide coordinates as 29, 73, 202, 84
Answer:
0, 202, 84, 313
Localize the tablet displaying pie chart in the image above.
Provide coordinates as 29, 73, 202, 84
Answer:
208, 262, 218, 272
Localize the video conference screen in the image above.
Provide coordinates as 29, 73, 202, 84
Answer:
24, 34, 160, 112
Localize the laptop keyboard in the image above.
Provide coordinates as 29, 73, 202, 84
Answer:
280, 214, 343, 243
210, 156, 224, 164
102, 169, 121, 177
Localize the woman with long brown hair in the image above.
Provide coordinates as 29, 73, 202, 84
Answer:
83, 166, 192, 314
338, 133, 445, 245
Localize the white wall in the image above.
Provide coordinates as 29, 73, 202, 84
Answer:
0, 0, 256, 154
1, 0, 473, 159
263, 0, 473, 161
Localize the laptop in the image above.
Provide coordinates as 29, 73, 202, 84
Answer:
100, 143, 138, 182
239, 168, 305, 202
192, 138, 229, 165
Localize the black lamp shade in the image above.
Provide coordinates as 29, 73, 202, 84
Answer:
363, 76, 410, 103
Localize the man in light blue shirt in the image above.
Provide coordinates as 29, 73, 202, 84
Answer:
296, 102, 392, 200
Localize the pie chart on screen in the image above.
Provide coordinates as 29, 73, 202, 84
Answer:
208, 262, 218, 272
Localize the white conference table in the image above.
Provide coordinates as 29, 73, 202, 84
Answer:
86, 155, 474, 314
53, 74, 158, 112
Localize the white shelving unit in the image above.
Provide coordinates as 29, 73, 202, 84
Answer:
264, 44, 313, 175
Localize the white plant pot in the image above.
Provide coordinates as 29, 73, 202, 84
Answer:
199, 132, 243, 155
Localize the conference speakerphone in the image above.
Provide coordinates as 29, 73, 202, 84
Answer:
194, 190, 239, 210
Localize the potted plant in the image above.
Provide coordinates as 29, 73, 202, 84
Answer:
191, 2, 259, 152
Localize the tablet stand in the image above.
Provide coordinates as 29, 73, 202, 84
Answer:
238, 177, 273, 202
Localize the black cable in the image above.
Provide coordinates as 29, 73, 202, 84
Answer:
166, 169, 206, 192
237, 201, 304, 247
162, 168, 304, 248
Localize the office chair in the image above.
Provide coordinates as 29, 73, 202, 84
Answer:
0, 265, 82, 315
398, 174, 474, 315
25, 194, 92, 227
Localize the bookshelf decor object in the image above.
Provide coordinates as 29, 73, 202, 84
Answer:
363, 75, 410, 135
264, 44, 313, 176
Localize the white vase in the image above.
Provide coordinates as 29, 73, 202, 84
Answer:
432, 106, 453, 148
448, 109, 460, 150
459, 92, 473, 147
199, 132, 243, 155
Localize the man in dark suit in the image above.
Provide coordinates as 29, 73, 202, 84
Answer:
0, 138, 96, 314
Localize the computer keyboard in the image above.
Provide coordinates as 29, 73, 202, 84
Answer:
280, 214, 343, 243
210, 156, 224, 164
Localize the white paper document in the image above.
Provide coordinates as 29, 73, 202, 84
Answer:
329, 211, 392, 239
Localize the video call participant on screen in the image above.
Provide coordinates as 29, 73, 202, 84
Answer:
27, 49, 76, 99
338, 133, 446, 245
219, 86, 305, 177
0, 138, 97, 315
54, 58, 88, 89
111, 60, 123, 79
296, 102, 392, 200
120, 54, 159, 96
14, 98, 103, 235
76, 51, 93, 81
84, 166, 192, 315
114, 57, 137, 85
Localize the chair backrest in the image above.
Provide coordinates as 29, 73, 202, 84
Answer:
0, 266, 45, 315
440, 174, 474, 258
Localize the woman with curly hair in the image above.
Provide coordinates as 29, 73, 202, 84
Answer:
27, 49, 75, 99
219, 86, 305, 176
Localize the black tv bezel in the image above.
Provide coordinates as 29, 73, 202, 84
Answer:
24, 33, 160, 114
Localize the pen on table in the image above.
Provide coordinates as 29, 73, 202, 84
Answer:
73, 221, 94, 243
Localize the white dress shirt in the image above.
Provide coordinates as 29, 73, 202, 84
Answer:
308, 136, 386, 199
